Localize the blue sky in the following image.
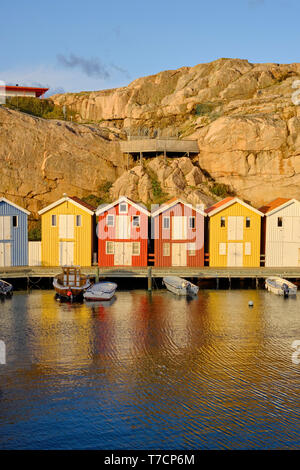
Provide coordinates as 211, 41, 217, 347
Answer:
0, 0, 299, 95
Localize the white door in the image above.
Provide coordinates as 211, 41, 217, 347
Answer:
227, 243, 243, 266
123, 243, 132, 266
0, 243, 11, 267
172, 244, 187, 266
59, 215, 74, 239
0, 216, 11, 240
116, 216, 130, 239
59, 242, 74, 265
172, 217, 187, 240
228, 216, 243, 240
114, 242, 132, 266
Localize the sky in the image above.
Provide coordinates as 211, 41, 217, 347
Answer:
0, 0, 299, 96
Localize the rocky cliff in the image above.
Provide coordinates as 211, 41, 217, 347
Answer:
1, 57, 300, 220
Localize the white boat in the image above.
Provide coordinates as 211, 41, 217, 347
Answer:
265, 277, 297, 297
163, 276, 199, 296
83, 281, 117, 301
0, 279, 13, 297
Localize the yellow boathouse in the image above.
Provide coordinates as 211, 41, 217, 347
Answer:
205, 197, 264, 267
38, 196, 95, 267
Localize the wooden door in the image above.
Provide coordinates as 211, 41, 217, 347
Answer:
59, 215, 74, 239
0, 216, 11, 240
0, 243, 11, 267
227, 243, 243, 266
172, 217, 187, 240
228, 216, 243, 241
116, 216, 130, 239
114, 242, 132, 266
172, 243, 187, 266
123, 242, 132, 266
114, 242, 123, 265
59, 241, 74, 265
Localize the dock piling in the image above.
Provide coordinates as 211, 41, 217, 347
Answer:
147, 267, 152, 291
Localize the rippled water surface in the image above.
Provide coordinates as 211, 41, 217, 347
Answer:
0, 289, 300, 449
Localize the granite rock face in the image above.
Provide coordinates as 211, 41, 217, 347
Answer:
2, 58, 300, 218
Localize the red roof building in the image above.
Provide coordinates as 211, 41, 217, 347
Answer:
96, 196, 150, 267
152, 198, 206, 267
3, 85, 49, 99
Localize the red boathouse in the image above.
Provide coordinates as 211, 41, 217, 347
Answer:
96, 196, 150, 267
151, 198, 206, 267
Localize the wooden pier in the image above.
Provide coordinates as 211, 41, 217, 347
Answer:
1, 266, 300, 281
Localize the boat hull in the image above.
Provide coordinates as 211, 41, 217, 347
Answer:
83, 281, 117, 301
163, 276, 199, 296
53, 267, 91, 301
0, 280, 13, 297
265, 277, 297, 297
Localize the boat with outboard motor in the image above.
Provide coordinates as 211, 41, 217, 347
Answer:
163, 276, 199, 296
265, 276, 297, 297
0, 279, 13, 297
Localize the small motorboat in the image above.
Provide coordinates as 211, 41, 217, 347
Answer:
83, 281, 117, 301
0, 279, 13, 297
265, 277, 297, 297
53, 266, 91, 302
163, 276, 199, 296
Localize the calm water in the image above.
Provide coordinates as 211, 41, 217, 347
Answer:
0, 288, 300, 450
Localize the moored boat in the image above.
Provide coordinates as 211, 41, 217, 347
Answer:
83, 281, 118, 301
265, 276, 297, 297
53, 266, 91, 302
163, 276, 199, 296
0, 279, 13, 297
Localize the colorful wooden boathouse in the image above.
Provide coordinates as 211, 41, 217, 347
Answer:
96, 196, 150, 267
0, 198, 30, 267
260, 198, 300, 267
38, 195, 95, 266
205, 197, 264, 267
151, 198, 206, 267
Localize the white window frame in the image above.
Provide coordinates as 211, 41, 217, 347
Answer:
106, 214, 114, 227
132, 215, 140, 227
132, 242, 140, 256
76, 215, 81, 227
163, 216, 170, 229
51, 215, 57, 227
119, 202, 128, 214
189, 216, 195, 229
106, 241, 115, 254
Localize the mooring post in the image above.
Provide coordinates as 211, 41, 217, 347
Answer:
96, 267, 99, 283
216, 277, 219, 290
256, 277, 259, 289
229, 276, 231, 290
147, 267, 152, 292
